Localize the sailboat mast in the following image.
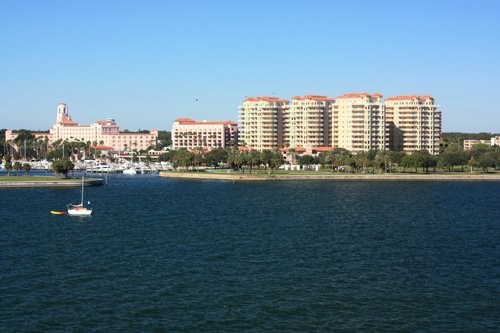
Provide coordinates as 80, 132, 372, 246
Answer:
81, 175, 84, 205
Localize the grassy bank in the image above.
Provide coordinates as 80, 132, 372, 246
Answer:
0, 175, 75, 182
0, 175, 104, 187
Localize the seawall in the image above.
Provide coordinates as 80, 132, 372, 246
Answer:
0, 178, 104, 188
159, 172, 500, 181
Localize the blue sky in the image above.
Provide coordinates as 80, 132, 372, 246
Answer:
1, 0, 499, 132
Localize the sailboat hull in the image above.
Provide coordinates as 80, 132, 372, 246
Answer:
67, 207, 92, 216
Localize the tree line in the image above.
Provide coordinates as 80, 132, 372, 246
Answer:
158, 143, 500, 173
1, 129, 499, 175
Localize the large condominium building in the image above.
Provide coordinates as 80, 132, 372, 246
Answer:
171, 118, 238, 150
236, 93, 442, 154
285, 95, 334, 148
332, 93, 386, 153
385, 95, 441, 155
238, 96, 289, 150
6, 103, 158, 152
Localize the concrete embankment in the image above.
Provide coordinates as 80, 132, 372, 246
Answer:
0, 178, 104, 188
159, 172, 273, 181
159, 172, 500, 181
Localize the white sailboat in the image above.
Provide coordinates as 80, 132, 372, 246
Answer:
67, 175, 93, 216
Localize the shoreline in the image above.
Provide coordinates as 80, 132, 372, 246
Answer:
159, 171, 500, 181
0, 177, 104, 188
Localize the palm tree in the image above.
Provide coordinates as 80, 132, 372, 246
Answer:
248, 150, 261, 174
324, 151, 336, 172
3, 154, 13, 176
13, 161, 22, 176
23, 163, 31, 175
375, 150, 388, 173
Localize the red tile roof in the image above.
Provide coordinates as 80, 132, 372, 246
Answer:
293, 95, 335, 101
176, 119, 236, 125
313, 146, 335, 152
89, 145, 114, 150
95, 120, 116, 125
243, 96, 289, 103
385, 95, 434, 101
59, 120, 77, 125
336, 93, 384, 99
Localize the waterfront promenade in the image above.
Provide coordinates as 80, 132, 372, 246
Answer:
159, 171, 500, 181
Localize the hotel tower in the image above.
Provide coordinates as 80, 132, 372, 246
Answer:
385, 95, 442, 155
284, 95, 334, 148
332, 93, 387, 153
238, 97, 289, 150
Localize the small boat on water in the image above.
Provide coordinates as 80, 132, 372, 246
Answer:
67, 176, 93, 216
50, 211, 67, 215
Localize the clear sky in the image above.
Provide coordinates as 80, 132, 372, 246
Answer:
1, 0, 499, 132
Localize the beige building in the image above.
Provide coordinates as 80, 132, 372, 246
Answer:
171, 118, 238, 150
332, 93, 386, 153
385, 95, 441, 155
463, 136, 500, 150
236, 93, 443, 154
238, 96, 289, 150
285, 95, 334, 148
6, 103, 158, 152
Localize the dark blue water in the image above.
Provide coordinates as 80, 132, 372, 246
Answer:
1, 175, 499, 332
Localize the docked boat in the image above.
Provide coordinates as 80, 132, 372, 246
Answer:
67, 176, 93, 216
123, 167, 137, 175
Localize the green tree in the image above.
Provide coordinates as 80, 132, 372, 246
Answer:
260, 150, 274, 172
387, 151, 405, 172
401, 154, 419, 173
268, 150, 283, 173
247, 150, 261, 174
324, 148, 350, 171
355, 152, 369, 172
413, 150, 437, 173
3, 154, 13, 176
52, 159, 75, 178
204, 148, 227, 167
470, 143, 492, 159
375, 150, 389, 173
23, 163, 31, 175
298, 154, 315, 167
13, 161, 23, 176
172, 150, 195, 170
227, 150, 247, 172
467, 143, 491, 172
438, 144, 468, 172
478, 151, 499, 172
158, 150, 177, 162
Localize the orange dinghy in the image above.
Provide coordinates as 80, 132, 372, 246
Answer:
50, 211, 67, 215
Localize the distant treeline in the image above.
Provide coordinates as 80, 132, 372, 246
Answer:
442, 132, 499, 147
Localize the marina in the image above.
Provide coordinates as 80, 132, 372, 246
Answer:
1, 159, 174, 174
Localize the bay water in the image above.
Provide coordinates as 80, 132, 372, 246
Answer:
1, 174, 499, 331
